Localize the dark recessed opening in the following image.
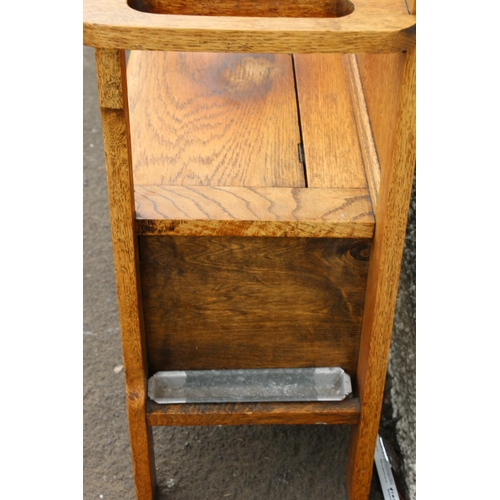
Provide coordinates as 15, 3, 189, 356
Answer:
128, 0, 355, 18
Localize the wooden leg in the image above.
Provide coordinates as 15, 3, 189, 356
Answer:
95, 48, 157, 499
346, 46, 416, 500
346, 420, 379, 499
127, 400, 157, 500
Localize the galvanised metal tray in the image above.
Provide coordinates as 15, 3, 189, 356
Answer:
148, 367, 352, 404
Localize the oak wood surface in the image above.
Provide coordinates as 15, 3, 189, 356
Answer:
140, 236, 370, 374
355, 52, 406, 177
95, 48, 156, 500
344, 54, 381, 210
131, 0, 355, 18
135, 186, 374, 238
147, 398, 361, 426
126, 51, 380, 239
346, 46, 416, 500
294, 54, 366, 189
83, 0, 415, 53
127, 51, 304, 188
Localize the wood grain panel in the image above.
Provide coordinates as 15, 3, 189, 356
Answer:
128, 51, 304, 188
84, 0, 416, 54
147, 398, 360, 426
294, 54, 367, 189
344, 55, 381, 209
355, 52, 406, 176
140, 236, 370, 374
135, 186, 374, 238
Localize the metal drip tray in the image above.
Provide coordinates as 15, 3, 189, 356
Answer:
148, 367, 352, 404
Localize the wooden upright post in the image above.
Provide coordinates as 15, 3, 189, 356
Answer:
94, 48, 157, 500
346, 45, 416, 500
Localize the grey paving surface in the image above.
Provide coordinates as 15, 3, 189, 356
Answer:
83, 46, 415, 500
387, 176, 416, 500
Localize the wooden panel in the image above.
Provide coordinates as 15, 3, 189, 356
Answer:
147, 398, 361, 426
355, 52, 406, 176
128, 51, 304, 188
344, 55, 381, 209
84, 0, 416, 54
140, 236, 370, 374
135, 186, 374, 238
294, 54, 367, 189
131, 0, 355, 18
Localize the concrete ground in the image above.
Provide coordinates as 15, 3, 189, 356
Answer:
83, 46, 416, 500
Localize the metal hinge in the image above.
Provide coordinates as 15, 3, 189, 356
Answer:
298, 143, 305, 164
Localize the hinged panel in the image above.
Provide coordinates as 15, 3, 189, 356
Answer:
128, 51, 304, 188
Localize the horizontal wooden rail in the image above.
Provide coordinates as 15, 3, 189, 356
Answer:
147, 398, 361, 426
84, 0, 415, 53
135, 186, 374, 237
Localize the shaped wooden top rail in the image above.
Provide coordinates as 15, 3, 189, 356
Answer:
84, 0, 415, 53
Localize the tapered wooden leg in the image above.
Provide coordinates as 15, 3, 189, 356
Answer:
95, 48, 157, 499
346, 45, 415, 500
127, 400, 157, 500
347, 423, 376, 499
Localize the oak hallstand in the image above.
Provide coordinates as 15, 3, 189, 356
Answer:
83, 0, 416, 497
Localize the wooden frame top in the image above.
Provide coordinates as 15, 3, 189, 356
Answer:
83, 0, 415, 53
